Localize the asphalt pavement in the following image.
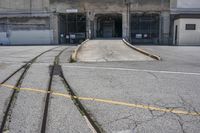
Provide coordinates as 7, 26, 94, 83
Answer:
0, 44, 200, 133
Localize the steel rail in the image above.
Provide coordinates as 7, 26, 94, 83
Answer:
0, 46, 59, 132
41, 48, 68, 133
41, 47, 103, 133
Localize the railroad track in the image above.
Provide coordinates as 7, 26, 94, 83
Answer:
0, 46, 103, 133
41, 48, 103, 133
0, 46, 60, 132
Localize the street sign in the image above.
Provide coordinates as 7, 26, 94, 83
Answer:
66, 9, 78, 13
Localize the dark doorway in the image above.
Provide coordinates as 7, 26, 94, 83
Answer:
131, 14, 160, 44
59, 13, 86, 44
96, 14, 122, 38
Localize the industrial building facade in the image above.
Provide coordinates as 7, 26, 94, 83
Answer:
0, 0, 199, 45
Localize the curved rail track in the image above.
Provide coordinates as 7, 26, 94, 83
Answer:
0, 46, 103, 133
0, 47, 59, 132
41, 48, 102, 133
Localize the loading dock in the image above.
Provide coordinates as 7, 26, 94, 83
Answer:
95, 14, 122, 38
59, 13, 86, 44
130, 13, 160, 44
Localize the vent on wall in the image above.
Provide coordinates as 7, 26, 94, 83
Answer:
185, 24, 196, 30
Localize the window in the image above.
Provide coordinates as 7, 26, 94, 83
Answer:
186, 24, 196, 30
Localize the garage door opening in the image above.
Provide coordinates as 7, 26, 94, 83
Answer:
131, 14, 160, 44
96, 14, 122, 38
59, 13, 86, 44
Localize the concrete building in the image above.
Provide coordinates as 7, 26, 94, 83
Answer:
171, 0, 200, 45
1, 0, 199, 45
0, 0, 171, 45
0, 0, 54, 44
51, 0, 170, 45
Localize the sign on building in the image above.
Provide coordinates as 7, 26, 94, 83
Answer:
66, 9, 78, 13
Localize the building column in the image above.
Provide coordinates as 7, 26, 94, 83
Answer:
160, 11, 170, 44
122, 8, 130, 40
86, 12, 91, 39
86, 11, 95, 39
94, 18, 97, 38
50, 13, 59, 44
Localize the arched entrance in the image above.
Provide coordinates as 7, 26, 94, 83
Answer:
95, 14, 122, 38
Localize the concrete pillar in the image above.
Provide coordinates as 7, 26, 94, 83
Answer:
86, 13, 91, 39
43, 0, 49, 11
94, 18, 97, 38
160, 11, 170, 44
122, 10, 130, 40
86, 11, 95, 39
50, 13, 59, 44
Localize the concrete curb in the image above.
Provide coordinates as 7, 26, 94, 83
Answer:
70, 39, 90, 62
122, 39, 161, 60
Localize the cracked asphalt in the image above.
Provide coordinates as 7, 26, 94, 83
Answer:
0, 45, 200, 133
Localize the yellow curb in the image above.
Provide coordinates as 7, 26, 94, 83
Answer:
1, 83, 200, 117
71, 39, 90, 62
122, 39, 161, 60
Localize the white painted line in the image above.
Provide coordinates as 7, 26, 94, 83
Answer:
63, 65, 200, 76
83, 116, 97, 133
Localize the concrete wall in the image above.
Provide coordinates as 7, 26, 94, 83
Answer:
0, 32, 9, 44
50, 0, 170, 42
50, 0, 126, 39
10, 30, 53, 44
0, 0, 49, 12
50, 14, 59, 44
0, 17, 53, 45
130, 0, 169, 11
0, 17, 50, 30
171, 0, 200, 9
50, 0, 124, 13
50, 0, 169, 13
177, 0, 200, 8
174, 18, 200, 45
0, 0, 53, 45
0, 0, 170, 44
160, 11, 170, 44
170, 0, 177, 9
0, 30, 53, 45
0, 0, 170, 13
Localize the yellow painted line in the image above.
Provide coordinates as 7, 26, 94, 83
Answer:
0, 83, 200, 117
1, 84, 49, 94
